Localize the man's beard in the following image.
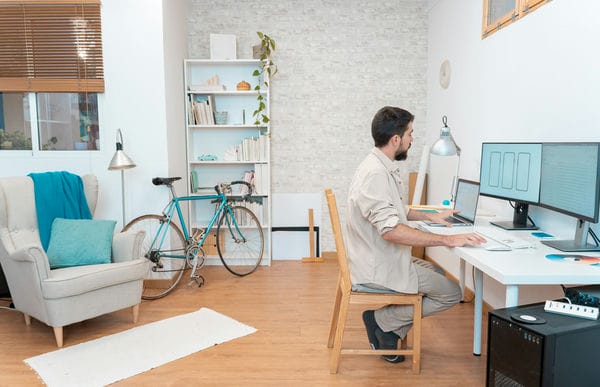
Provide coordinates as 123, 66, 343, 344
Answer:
394, 151, 408, 161
394, 143, 410, 161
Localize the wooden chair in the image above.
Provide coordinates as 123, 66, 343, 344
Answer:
325, 188, 423, 374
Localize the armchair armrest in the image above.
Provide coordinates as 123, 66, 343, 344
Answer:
112, 230, 146, 263
9, 244, 51, 280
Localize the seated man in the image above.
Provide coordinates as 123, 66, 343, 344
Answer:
346, 106, 485, 363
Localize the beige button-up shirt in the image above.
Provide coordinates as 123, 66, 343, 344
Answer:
346, 147, 418, 293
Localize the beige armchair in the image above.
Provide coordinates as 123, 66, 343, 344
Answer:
0, 174, 148, 347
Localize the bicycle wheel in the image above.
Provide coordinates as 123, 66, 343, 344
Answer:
216, 205, 264, 276
123, 214, 186, 299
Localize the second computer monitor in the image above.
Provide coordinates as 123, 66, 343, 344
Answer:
479, 142, 542, 230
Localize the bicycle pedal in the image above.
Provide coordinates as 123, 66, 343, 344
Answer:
188, 274, 205, 288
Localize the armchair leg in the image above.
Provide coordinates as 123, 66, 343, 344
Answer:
53, 326, 64, 347
132, 304, 140, 323
24, 314, 31, 326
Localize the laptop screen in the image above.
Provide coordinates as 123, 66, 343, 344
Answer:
453, 179, 480, 222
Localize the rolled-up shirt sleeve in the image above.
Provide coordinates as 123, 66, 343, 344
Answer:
355, 171, 402, 235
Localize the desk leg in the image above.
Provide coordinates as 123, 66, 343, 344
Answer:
505, 285, 519, 307
473, 268, 483, 356
459, 258, 466, 302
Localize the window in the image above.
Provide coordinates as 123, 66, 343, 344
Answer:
482, 0, 549, 38
0, 0, 104, 151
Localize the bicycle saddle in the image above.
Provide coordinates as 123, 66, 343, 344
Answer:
152, 177, 181, 186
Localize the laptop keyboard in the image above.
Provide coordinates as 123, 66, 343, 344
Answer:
474, 226, 534, 250
445, 216, 468, 224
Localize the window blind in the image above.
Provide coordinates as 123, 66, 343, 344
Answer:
0, 0, 104, 92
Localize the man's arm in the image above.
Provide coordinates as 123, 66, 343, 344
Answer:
382, 223, 486, 248
407, 208, 458, 224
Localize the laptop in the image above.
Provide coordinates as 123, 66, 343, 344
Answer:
424, 179, 480, 227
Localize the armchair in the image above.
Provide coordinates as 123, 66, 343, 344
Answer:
0, 174, 148, 347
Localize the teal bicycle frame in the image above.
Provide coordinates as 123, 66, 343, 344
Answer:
148, 190, 241, 262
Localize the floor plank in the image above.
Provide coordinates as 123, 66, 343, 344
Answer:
0, 259, 488, 386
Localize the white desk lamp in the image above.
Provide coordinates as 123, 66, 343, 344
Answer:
108, 128, 136, 227
412, 116, 461, 205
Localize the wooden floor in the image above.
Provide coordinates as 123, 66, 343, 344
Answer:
0, 258, 488, 386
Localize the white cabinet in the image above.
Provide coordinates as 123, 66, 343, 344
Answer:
184, 59, 271, 265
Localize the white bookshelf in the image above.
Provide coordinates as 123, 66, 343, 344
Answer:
184, 59, 271, 266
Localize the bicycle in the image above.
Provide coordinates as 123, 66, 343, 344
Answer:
123, 177, 264, 300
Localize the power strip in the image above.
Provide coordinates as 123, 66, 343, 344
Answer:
544, 300, 599, 320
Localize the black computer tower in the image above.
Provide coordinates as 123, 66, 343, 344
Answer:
487, 302, 600, 387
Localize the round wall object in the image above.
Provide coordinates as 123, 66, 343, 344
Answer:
439, 59, 451, 89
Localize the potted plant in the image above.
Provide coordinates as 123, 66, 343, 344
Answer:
252, 32, 278, 126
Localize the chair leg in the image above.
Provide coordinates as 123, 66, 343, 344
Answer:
411, 301, 423, 374
24, 314, 31, 326
330, 293, 350, 374
53, 326, 64, 347
327, 277, 342, 348
132, 304, 140, 323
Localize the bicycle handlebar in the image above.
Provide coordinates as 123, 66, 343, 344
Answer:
215, 181, 253, 198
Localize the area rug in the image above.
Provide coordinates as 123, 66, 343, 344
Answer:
24, 308, 256, 386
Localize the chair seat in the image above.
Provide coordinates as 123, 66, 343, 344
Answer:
41, 259, 148, 299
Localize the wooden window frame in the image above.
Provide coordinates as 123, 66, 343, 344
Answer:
482, 0, 550, 39
0, 0, 104, 93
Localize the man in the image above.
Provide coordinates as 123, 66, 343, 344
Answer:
346, 106, 486, 363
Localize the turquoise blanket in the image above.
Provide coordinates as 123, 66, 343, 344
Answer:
28, 171, 92, 251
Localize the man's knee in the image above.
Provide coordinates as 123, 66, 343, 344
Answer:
446, 280, 462, 306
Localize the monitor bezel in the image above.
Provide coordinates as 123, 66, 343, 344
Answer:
478, 142, 542, 206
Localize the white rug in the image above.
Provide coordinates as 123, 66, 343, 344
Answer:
24, 308, 256, 386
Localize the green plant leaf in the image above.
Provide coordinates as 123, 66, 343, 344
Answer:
257, 31, 264, 39
262, 115, 270, 123
252, 70, 260, 76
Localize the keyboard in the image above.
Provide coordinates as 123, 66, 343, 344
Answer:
474, 226, 535, 251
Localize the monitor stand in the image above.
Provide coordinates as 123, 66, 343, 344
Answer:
542, 220, 600, 252
490, 202, 539, 230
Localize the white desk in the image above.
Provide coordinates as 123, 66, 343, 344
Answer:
420, 222, 600, 355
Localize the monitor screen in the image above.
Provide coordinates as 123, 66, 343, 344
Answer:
480, 143, 542, 204
539, 143, 600, 223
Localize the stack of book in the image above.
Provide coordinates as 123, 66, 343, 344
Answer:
189, 95, 216, 125
235, 134, 268, 161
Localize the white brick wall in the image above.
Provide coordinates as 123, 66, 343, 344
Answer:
188, 0, 428, 253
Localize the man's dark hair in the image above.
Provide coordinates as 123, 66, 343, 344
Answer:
371, 106, 414, 147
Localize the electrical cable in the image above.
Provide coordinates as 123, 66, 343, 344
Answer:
589, 228, 600, 246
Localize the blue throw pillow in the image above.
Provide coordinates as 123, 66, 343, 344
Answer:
46, 219, 116, 269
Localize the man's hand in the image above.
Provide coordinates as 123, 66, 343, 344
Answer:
444, 232, 487, 247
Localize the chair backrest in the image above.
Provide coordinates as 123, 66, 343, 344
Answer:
325, 188, 352, 294
0, 174, 98, 254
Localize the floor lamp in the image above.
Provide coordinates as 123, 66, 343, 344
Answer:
412, 116, 461, 206
108, 128, 136, 227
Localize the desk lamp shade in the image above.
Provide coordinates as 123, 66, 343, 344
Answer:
430, 115, 461, 157
108, 129, 136, 170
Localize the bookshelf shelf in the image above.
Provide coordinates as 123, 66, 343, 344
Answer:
189, 124, 267, 130
184, 58, 271, 266
189, 160, 268, 165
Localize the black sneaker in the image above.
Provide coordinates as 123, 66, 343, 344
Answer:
362, 310, 405, 363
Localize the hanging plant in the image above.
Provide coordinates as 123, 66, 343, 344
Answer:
252, 32, 278, 125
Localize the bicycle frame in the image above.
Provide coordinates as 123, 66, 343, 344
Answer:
147, 190, 244, 261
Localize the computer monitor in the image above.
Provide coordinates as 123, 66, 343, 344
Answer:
479, 142, 542, 230
539, 143, 600, 252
